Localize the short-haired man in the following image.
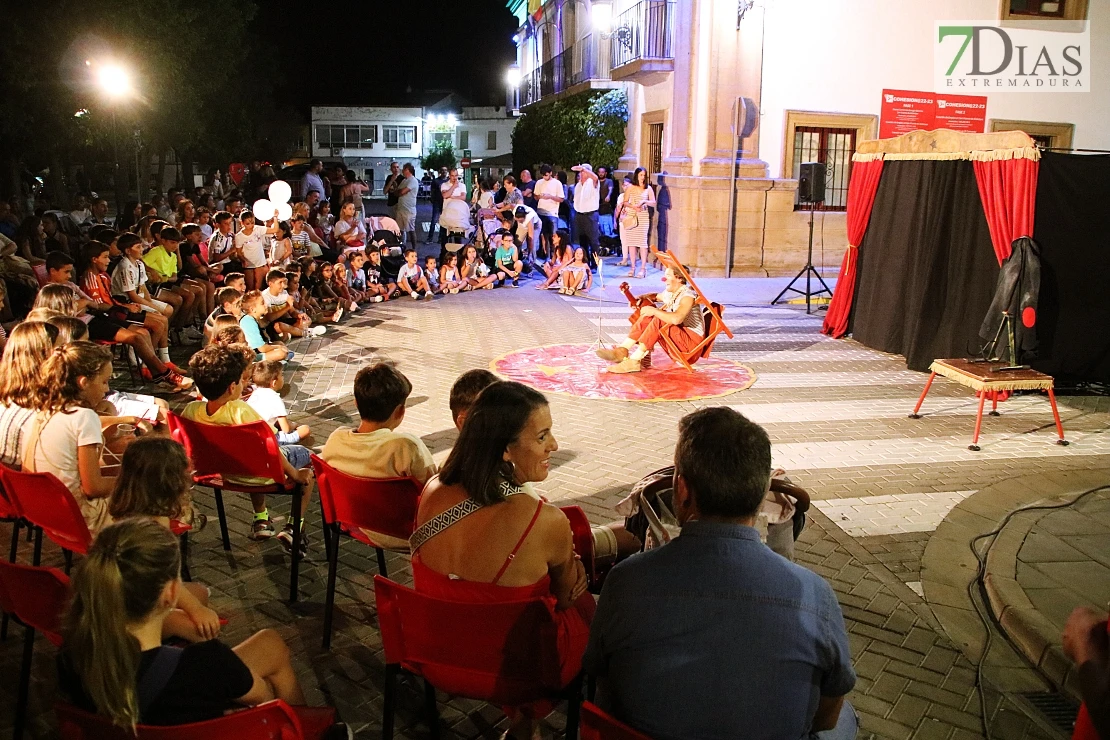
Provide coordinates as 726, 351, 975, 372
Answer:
394, 163, 421, 250
584, 407, 858, 740
300, 159, 329, 204
532, 164, 564, 259
320, 362, 437, 548
571, 163, 599, 271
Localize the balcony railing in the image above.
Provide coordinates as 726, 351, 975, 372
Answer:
611, 0, 676, 69
519, 35, 612, 107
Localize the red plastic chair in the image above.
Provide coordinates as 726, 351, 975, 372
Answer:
0, 466, 93, 568
309, 455, 422, 649
0, 560, 69, 740
374, 575, 583, 740
560, 505, 598, 589
581, 702, 654, 740
167, 412, 307, 603
56, 700, 337, 740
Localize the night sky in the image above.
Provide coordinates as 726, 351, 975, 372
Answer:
258, 0, 519, 113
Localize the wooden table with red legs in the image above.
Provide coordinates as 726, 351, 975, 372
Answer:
908, 358, 1069, 452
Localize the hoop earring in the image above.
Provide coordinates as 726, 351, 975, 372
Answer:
501, 459, 517, 484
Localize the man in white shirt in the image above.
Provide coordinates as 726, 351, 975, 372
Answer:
394, 163, 421, 250
571, 163, 600, 271
532, 164, 564, 260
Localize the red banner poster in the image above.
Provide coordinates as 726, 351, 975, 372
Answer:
880, 89, 988, 138
880, 90, 936, 139
934, 93, 988, 133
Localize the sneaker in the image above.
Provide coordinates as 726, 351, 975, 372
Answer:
154, 370, 194, 392
372, 295, 384, 303
596, 346, 630, 363
449, 288, 459, 294
180, 327, 204, 343
309, 325, 326, 337
410, 290, 419, 300
332, 306, 344, 322
423, 290, 434, 300
285, 350, 296, 362
249, 518, 276, 540
277, 524, 309, 556
349, 301, 359, 312
512, 278, 519, 288
166, 362, 187, 375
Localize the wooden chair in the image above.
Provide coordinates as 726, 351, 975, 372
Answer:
649, 246, 733, 370
374, 575, 584, 740
167, 412, 308, 603
309, 454, 422, 649
0, 560, 69, 740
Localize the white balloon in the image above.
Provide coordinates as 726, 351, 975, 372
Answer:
252, 199, 275, 222
276, 202, 293, 221
268, 179, 292, 205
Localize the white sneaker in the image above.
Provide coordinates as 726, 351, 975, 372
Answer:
310, 325, 326, 337
372, 296, 384, 303
410, 291, 419, 300
349, 301, 358, 312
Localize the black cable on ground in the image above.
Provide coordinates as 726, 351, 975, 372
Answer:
965, 483, 1109, 739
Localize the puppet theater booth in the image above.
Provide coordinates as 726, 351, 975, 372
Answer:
821, 129, 1110, 389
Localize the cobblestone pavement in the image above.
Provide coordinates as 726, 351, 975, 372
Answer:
3, 266, 1107, 739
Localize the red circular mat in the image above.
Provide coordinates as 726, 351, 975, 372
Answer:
490, 344, 757, 402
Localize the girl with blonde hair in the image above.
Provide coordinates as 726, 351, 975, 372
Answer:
0, 321, 59, 467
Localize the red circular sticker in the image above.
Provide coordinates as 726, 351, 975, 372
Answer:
1022, 306, 1036, 328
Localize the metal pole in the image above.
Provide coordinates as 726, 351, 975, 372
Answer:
725, 100, 743, 278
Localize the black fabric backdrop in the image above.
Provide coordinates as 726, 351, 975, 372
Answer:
1031, 152, 1110, 385
849, 160, 1000, 371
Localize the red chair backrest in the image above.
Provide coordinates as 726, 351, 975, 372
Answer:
167, 412, 287, 484
697, 303, 726, 359
56, 700, 306, 740
310, 455, 421, 541
0, 560, 69, 646
373, 575, 562, 706
560, 505, 596, 584
581, 702, 653, 740
0, 477, 17, 521
0, 467, 93, 555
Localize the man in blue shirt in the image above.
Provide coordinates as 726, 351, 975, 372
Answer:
584, 407, 858, 740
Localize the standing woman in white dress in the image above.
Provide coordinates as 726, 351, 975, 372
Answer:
616, 167, 656, 279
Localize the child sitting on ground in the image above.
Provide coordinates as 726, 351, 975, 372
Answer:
438, 252, 467, 295
183, 344, 312, 551
559, 246, 593, 296
396, 248, 434, 300
262, 270, 326, 341
107, 437, 221, 643
364, 249, 392, 302
239, 290, 294, 363
204, 286, 243, 341
331, 263, 359, 312
320, 363, 436, 550
423, 256, 441, 294
247, 360, 310, 446
344, 255, 371, 306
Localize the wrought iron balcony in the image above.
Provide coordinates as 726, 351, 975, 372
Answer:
518, 35, 615, 108
610, 0, 676, 84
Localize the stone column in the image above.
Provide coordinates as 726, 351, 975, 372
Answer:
660, 0, 698, 174
617, 81, 641, 176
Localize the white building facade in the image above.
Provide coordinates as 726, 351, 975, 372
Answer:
510, 0, 1107, 275
310, 106, 424, 193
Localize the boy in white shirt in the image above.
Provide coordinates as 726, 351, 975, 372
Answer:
247, 360, 310, 445
395, 248, 434, 300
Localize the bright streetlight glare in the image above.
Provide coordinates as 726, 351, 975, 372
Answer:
96, 64, 132, 99
505, 67, 522, 87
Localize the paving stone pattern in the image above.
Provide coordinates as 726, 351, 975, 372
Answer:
2, 272, 1106, 739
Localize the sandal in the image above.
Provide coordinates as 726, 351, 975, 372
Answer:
637, 269, 646, 279
626, 270, 636, 278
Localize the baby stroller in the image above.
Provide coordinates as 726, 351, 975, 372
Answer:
617, 466, 810, 562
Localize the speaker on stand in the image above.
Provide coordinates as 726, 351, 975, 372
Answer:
772, 161, 833, 314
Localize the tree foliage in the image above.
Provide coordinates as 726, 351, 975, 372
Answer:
420, 139, 458, 172
511, 89, 628, 174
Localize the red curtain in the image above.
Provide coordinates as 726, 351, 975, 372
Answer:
821, 158, 885, 338
972, 155, 1038, 264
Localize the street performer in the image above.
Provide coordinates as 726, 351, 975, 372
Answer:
597, 266, 703, 373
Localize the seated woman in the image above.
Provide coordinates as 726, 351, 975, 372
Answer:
57, 519, 345, 738
412, 381, 593, 740
595, 265, 704, 374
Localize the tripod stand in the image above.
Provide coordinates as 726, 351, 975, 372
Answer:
771, 203, 832, 314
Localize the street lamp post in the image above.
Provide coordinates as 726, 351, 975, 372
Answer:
93, 62, 133, 218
